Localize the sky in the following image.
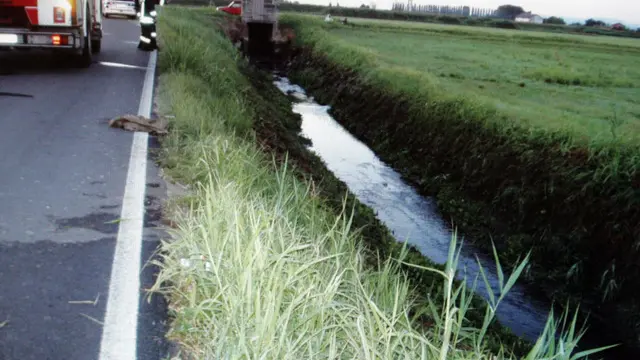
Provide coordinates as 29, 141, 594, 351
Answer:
301, 0, 640, 27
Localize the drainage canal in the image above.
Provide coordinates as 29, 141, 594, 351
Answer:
272, 76, 552, 343
272, 73, 640, 358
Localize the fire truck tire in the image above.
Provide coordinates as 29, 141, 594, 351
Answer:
91, 39, 102, 54
74, 6, 93, 68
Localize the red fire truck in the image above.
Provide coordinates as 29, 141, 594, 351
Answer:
217, 0, 241, 16
0, 0, 103, 67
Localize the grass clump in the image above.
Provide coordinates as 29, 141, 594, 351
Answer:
523, 66, 634, 88
149, 6, 612, 360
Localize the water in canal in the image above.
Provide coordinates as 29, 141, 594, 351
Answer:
272, 76, 551, 342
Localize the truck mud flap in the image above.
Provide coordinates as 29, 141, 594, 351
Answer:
245, 22, 274, 61
92, 22, 103, 39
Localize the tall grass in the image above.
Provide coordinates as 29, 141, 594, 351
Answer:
150, 6, 612, 359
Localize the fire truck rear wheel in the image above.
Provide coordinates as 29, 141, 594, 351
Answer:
75, 5, 93, 68
91, 38, 102, 54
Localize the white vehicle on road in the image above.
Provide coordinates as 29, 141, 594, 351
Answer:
0, 0, 103, 67
102, 0, 137, 19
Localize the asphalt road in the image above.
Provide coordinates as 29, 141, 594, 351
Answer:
0, 18, 168, 360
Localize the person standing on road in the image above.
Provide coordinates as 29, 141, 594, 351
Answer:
137, 0, 162, 51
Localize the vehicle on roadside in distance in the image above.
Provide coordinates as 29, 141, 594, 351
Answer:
0, 0, 103, 67
217, 0, 241, 16
102, 0, 137, 19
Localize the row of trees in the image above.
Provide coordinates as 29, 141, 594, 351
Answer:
386, 4, 529, 20
542, 17, 640, 30
328, 2, 378, 9
390, 3, 497, 17
494, 4, 524, 19
581, 18, 639, 31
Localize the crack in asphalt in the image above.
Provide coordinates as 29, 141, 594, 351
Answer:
0, 91, 33, 98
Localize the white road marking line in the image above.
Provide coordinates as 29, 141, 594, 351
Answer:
99, 61, 147, 70
138, 52, 157, 117
98, 50, 157, 360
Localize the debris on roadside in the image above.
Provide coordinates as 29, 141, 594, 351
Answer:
108, 114, 168, 136
79, 313, 104, 326
68, 293, 100, 306
179, 258, 192, 268
179, 255, 212, 272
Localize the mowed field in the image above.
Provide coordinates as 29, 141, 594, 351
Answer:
325, 18, 640, 144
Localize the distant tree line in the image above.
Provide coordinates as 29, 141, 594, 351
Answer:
495, 4, 523, 19
391, 3, 497, 17
585, 18, 607, 27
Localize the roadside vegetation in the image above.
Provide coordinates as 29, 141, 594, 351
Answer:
150, 6, 608, 360
281, 13, 640, 354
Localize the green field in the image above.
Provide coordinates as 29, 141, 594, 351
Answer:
325, 18, 640, 144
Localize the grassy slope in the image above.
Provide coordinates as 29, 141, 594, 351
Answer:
149, 6, 601, 360
281, 13, 640, 353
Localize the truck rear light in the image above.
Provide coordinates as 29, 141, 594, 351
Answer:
51, 34, 69, 46
53, 7, 66, 23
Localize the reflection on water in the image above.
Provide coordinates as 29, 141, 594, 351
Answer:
273, 76, 550, 342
